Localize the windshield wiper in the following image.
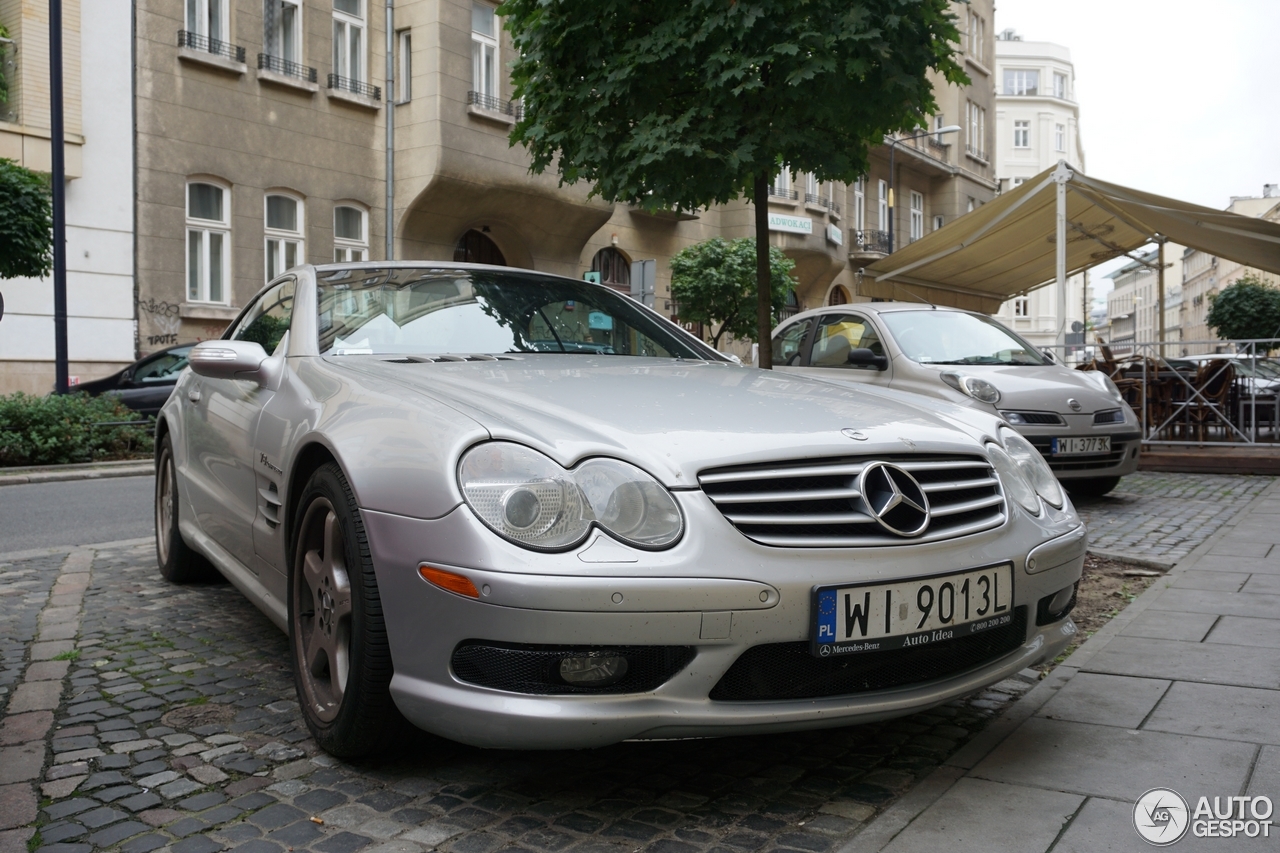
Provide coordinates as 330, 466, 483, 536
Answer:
926, 357, 1001, 365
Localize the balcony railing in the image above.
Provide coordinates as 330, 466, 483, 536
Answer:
258, 53, 317, 83
328, 73, 381, 101
467, 90, 523, 120
965, 143, 988, 162
853, 230, 891, 255
822, 197, 841, 215
769, 186, 798, 200
177, 30, 246, 64
927, 136, 951, 160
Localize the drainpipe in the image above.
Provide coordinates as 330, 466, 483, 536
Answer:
385, 0, 394, 260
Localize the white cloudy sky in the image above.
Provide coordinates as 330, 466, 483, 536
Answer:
991, 0, 1280, 289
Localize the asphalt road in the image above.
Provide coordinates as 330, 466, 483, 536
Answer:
0, 474, 155, 554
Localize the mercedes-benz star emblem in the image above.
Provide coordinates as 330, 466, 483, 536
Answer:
1067, 398, 1082, 412
858, 462, 931, 537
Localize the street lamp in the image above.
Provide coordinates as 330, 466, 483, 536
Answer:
887, 125, 961, 253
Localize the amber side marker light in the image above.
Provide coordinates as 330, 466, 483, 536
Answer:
419, 566, 480, 598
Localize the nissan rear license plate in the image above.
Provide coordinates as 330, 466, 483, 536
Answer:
1052, 436, 1111, 455
811, 564, 1013, 657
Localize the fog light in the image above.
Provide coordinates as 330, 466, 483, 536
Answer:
1048, 585, 1075, 613
1036, 581, 1079, 626
559, 653, 628, 686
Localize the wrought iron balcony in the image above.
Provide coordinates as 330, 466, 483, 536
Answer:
822, 197, 841, 215
965, 143, 988, 162
853, 229, 891, 255
467, 91, 523, 120
177, 30, 246, 64
927, 136, 951, 160
769, 186, 798, 200
328, 73, 381, 101
258, 53, 317, 83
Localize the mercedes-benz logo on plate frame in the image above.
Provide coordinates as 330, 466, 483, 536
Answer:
859, 462, 931, 537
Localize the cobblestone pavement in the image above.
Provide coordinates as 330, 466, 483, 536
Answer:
0, 541, 1038, 853
1071, 471, 1273, 565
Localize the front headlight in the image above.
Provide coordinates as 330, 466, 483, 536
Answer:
986, 443, 1040, 516
1000, 427, 1065, 509
458, 442, 684, 551
1082, 371, 1126, 405
940, 371, 1001, 405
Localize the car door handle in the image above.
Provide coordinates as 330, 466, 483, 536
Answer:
187, 385, 201, 404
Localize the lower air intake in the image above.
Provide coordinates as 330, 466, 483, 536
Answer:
451, 641, 694, 695
709, 608, 1027, 701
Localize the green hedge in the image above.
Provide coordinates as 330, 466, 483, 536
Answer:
0, 392, 153, 467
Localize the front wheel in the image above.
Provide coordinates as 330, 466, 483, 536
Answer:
290, 463, 403, 758
155, 433, 218, 583
1065, 476, 1121, 499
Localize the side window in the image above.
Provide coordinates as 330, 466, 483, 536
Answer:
133, 349, 192, 383
232, 279, 296, 355
811, 314, 883, 370
772, 319, 811, 366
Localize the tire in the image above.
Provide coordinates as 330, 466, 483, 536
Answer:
290, 463, 403, 758
155, 433, 219, 583
1065, 476, 1121, 499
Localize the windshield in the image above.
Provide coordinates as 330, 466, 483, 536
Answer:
880, 310, 1048, 366
315, 267, 714, 359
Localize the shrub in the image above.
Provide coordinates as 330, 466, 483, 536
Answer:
0, 392, 153, 467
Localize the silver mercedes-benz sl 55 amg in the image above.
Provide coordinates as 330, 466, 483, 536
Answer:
155, 262, 1086, 757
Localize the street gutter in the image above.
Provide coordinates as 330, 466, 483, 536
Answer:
0, 458, 154, 488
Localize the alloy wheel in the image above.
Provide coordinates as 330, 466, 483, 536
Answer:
294, 498, 353, 723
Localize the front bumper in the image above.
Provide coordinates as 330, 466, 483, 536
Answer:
362, 494, 1085, 750
1011, 419, 1142, 480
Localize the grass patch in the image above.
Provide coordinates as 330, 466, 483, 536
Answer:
187, 696, 209, 705
26, 831, 42, 853
51, 648, 80, 661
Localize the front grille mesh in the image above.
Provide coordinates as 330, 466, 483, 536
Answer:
710, 607, 1028, 701
699, 455, 1005, 547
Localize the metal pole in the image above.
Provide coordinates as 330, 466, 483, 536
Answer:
1054, 162, 1069, 348
384, 0, 395, 261
49, 0, 69, 394
1157, 238, 1166, 358
887, 143, 895, 253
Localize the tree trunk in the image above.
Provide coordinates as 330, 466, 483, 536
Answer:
754, 173, 772, 370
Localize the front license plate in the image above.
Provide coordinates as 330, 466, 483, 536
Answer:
811, 564, 1013, 657
1052, 436, 1111, 456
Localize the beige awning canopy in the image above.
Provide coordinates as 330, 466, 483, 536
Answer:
860, 162, 1280, 316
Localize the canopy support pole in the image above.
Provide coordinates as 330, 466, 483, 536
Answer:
1157, 237, 1167, 358
1053, 161, 1071, 350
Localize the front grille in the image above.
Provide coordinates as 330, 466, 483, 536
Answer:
451, 642, 694, 695
1002, 410, 1065, 425
1028, 437, 1131, 472
709, 607, 1028, 701
699, 455, 1006, 547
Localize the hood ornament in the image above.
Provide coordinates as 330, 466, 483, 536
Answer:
1067, 398, 1082, 412
859, 462, 930, 537
841, 428, 868, 441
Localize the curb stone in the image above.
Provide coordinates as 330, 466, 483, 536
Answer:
0, 462, 153, 488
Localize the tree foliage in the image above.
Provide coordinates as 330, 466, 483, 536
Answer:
1206, 273, 1280, 350
0, 158, 53, 280
670, 237, 795, 349
501, 0, 965, 365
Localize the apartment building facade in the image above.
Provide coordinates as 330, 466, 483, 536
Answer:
1104, 246, 1184, 351
1180, 187, 1280, 351
991, 29, 1087, 349
0, 0, 135, 394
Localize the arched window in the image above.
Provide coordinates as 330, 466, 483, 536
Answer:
454, 229, 506, 265
334, 205, 368, 261
265, 192, 304, 282
591, 247, 630, 293
827, 285, 850, 306
780, 289, 800, 320
186, 179, 230, 304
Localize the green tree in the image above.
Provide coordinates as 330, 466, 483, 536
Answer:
1206, 273, 1280, 350
0, 158, 53, 280
670, 237, 795, 350
502, 0, 965, 367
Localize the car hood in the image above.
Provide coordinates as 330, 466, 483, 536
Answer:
330, 355, 1002, 487
917, 362, 1121, 413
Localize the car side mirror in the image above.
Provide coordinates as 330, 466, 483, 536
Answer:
188, 340, 280, 388
848, 348, 889, 370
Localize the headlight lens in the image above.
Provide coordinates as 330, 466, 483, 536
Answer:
1100, 374, 1126, 405
940, 371, 1001, 405
458, 442, 683, 551
986, 442, 1040, 516
1000, 427, 1065, 509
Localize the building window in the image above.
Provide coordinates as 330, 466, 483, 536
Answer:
472, 2, 498, 99
933, 214, 944, 231
454, 229, 505, 265
265, 193, 304, 282
909, 191, 923, 242
854, 179, 865, 231
1011, 177, 1026, 187
1055, 123, 1066, 152
186, 181, 230, 304
333, 0, 365, 85
805, 172, 819, 202
967, 197, 976, 213
591, 247, 631, 294
1014, 120, 1030, 149
396, 30, 412, 102
1003, 69, 1039, 96
967, 100, 986, 159
264, 0, 300, 63
186, 0, 228, 42
1054, 72, 1067, 99
334, 205, 368, 261
1014, 297, 1029, 318
934, 114, 946, 144
877, 180, 888, 231
968, 11, 984, 59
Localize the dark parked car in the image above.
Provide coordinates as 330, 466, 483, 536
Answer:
78, 344, 192, 418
